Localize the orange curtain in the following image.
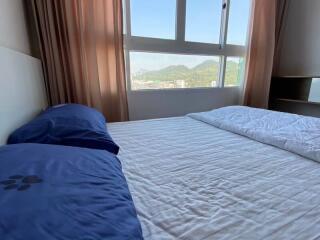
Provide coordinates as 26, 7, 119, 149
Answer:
31, 0, 128, 122
243, 0, 288, 108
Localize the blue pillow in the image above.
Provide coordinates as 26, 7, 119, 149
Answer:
7, 104, 119, 154
0, 143, 143, 240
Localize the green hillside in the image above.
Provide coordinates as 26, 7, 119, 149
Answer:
132, 59, 244, 89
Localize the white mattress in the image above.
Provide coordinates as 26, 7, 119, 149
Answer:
108, 111, 320, 240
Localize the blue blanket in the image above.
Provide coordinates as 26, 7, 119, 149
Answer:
0, 144, 143, 240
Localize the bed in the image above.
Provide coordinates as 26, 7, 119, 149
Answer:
0, 104, 143, 239
109, 106, 320, 240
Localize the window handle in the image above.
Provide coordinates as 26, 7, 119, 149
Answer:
222, 2, 227, 9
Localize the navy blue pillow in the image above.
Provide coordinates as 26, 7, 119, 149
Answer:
0, 143, 143, 240
7, 104, 119, 154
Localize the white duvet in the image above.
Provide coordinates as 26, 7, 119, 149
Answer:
109, 106, 320, 240
189, 106, 320, 163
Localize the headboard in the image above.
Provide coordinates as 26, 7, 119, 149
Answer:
0, 47, 47, 145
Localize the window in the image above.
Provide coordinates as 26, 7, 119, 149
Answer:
227, 0, 251, 45
130, 0, 176, 39
308, 78, 320, 103
124, 0, 251, 90
224, 57, 245, 87
130, 52, 220, 90
185, 0, 221, 43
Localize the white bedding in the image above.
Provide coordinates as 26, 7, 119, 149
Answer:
109, 107, 320, 240
189, 106, 320, 163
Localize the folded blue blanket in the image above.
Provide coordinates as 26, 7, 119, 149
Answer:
0, 143, 143, 240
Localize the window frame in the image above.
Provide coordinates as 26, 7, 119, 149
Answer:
123, 0, 250, 91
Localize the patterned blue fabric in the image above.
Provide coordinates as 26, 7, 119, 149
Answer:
8, 104, 119, 154
0, 144, 143, 240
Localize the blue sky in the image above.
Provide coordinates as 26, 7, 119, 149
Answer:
129, 0, 251, 73
185, 0, 222, 43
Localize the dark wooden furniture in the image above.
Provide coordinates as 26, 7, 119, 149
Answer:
269, 76, 320, 117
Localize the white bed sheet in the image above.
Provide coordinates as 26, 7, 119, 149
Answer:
109, 116, 320, 240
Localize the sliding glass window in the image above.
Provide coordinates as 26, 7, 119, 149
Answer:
123, 0, 251, 90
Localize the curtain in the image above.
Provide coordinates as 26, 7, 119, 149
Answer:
243, 0, 289, 108
31, 0, 128, 122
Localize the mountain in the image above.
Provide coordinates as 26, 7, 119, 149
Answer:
193, 60, 219, 71
132, 59, 243, 88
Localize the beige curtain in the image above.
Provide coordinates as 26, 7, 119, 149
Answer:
31, 0, 128, 122
243, 0, 288, 108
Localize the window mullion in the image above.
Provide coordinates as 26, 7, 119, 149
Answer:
124, 0, 132, 90
124, 0, 132, 37
176, 0, 186, 42
219, 56, 226, 88
124, 50, 132, 91
219, 0, 230, 48
218, 0, 230, 87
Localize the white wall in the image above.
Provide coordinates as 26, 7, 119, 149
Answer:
128, 87, 240, 120
0, 0, 47, 144
277, 0, 320, 76
0, 0, 32, 55
0, 47, 47, 145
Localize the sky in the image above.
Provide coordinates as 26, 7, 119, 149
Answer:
129, 0, 251, 73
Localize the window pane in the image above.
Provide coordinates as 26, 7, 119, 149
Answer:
224, 57, 245, 86
185, 0, 222, 43
227, 0, 251, 45
130, 52, 220, 90
130, 0, 176, 39
308, 78, 320, 103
